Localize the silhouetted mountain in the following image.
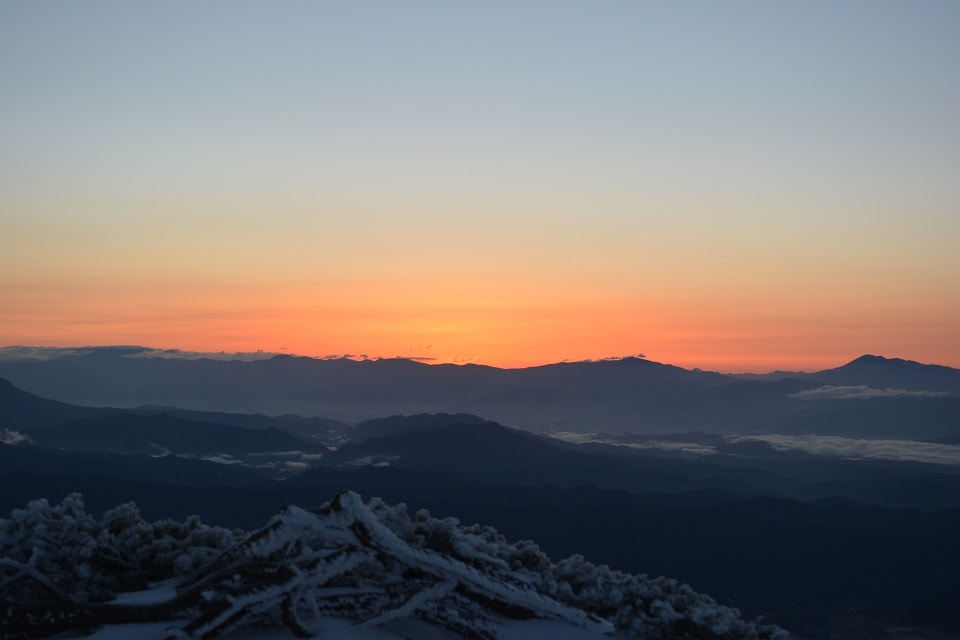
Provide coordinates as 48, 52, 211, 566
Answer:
4, 384, 960, 638
806, 354, 960, 392
322, 421, 604, 480
0, 374, 346, 452
4, 349, 960, 638
350, 412, 488, 443
728, 370, 807, 382
32, 412, 323, 457
0, 376, 113, 429
592, 377, 817, 433
0, 442, 269, 487
128, 406, 349, 444
312, 416, 960, 512
319, 420, 846, 500
773, 395, 960, 440
0, 348, 736, 429
3, 348, 960, 439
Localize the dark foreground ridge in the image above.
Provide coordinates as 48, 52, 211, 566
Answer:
0, 492, 787, 640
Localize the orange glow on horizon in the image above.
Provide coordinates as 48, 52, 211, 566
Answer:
2, 3, 959, 377
2, 270, 957, 373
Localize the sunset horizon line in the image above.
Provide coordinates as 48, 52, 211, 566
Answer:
0, 343, 947, 376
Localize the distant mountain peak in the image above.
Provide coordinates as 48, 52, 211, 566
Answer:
841, 354, 953, 371
847, 354, 910, 366
810, 354, 960, 393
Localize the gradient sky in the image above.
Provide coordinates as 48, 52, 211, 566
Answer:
2, 1, 959, 371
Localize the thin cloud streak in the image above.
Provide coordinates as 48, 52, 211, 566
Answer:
731, 435, 960, 466
552, 432, 960, 466
791, 386, 955, 401
126, 348, 281, 362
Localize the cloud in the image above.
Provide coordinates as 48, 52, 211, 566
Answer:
551, 431, 960, 466
1, 429, 33, 445
344, 455, 398, 468
0, 346, 290, 362
790, 385, 954, 401
0, 347, 99, 361
620, 440, 717, 455
127, 348, 280, 362
549, 432, 718, 456
729, 434, 960, 466
193, 454, 242, 465
572, 354, 647, 363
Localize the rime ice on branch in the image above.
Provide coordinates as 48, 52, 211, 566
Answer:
1, 492, 788, 640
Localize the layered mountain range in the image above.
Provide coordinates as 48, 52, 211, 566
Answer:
2, 347, 959, 638
1, 347, 959, 439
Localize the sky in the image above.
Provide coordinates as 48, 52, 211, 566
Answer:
1, 1, 958, 372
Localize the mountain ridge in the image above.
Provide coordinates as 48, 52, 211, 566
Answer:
4, 344, 956, 373
2, 348, 959, 436
805, 354, 960, 392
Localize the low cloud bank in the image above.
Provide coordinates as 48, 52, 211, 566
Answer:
790, 385, 954, 400
552, 431, 960, 466
0, 429, 32, 445
0, 346, 285, 362
550, 432, 718, 456
127, 348, 282, 361
0, 346, 100, 361
730, 434, 960, 466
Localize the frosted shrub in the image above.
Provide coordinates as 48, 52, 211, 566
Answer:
2, 492, 787, 640
365, 496, 788, 639
0, 494, 240, 603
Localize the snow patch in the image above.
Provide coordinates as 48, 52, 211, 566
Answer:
110, 579, 180, 605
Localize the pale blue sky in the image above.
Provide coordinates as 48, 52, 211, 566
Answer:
2, 1, 959, 369
4, 1, 958, 208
